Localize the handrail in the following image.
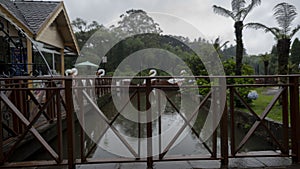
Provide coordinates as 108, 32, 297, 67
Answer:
0, 75, 299, 168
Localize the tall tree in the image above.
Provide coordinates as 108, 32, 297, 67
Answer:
269, 45, 278, 75
112, 9, 162, 38
246, 2, 300, 76
290, 38, 300, 73
213, 0, 261, 75
260, 53, 270, 75
213, 37, 229, 57
71, 18, 103, 49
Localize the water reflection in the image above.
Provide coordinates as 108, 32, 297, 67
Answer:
87, 90, 275, 159
26, 90, 276, 161
85, 90, 199, 158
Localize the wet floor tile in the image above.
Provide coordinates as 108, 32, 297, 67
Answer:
76, 163, 119, 169
255, 157, 291, 167
229, 158, 266, 168
154, 161, 192, 169
188, 160, 221, 168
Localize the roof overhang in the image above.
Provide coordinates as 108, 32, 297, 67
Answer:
0, 4, 33, 37
0, 1, 79, 55
35, 2, 79, 55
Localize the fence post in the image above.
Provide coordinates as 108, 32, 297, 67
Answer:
146, 78, 153, 169
65, 79, 75, 169
0, 96, 3, 165
77, 79, 86, 163
229, 86, 235, 157
290, 76, 300, 163
220, 103, 228, 166
282, 85, 289, 155
56, 89, 63, 163
220, 76, 228, 166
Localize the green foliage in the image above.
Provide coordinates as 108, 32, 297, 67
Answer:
185, 55, 207, 76
195, 58, 255, 107
290, 38, 300, 73
243, 123, 251, 130
213, 0, 261, 75
242, 63, 255, 75
241, 87, 283, 122
112, 9, 162, 37
196, 78, 211, 96
72, 18, 103, 49
104, 34, 196, 74
246, 3, 300, 75
224, 59, 255, 107
233, 77, 254, 108
223, 59, 236, 76
269, 46, 278, 74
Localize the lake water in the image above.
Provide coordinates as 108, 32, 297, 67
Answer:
26, 90, 276, 161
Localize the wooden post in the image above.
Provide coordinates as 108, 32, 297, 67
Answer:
221, 103, 229, 166
61, 49, 65, 76
212, 85, 217, 158
137, 87, 141, 159
56, 89, 63, 163
229, 87, 235, 156
0, 97, 3, 165
282, 86, 289, 155
290, 76, 300, 163
65, 79, 75, 169
220, 77, 228, 166
27, 38, 33, 74
146, 78, 153, 169
78, 80, 86, 162
46, 81, 54, 120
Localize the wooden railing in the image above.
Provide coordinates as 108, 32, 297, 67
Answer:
0, 75, 299, 169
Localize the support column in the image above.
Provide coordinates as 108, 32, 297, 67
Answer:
65, 79, 75, 169
221, 103, 228, 166
290, 76, 300, 163
27, 38, 33, 74
146, 78, 153, 169
60, 49, 64, 76
0, 99, 3, 165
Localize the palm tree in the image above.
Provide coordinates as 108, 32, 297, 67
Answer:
213, 37, 229, 58
260, 53, 270, 75
213, 0, 261, 75
246, 2, 300, 76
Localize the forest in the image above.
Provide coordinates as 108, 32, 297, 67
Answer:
69, 2, 300, 77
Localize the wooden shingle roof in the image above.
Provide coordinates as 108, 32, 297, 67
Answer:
0, 0, 79, 54
14, 1, 60, 34
0, 0, 60, 34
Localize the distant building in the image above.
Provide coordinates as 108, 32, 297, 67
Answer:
0, 0, 79, 76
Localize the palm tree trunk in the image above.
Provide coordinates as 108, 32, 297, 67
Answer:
277, 38, 290, 105
235, 21, 244, 75
263, 60, 269, 83
277, 38, 291, 76
264, 60, 269, 75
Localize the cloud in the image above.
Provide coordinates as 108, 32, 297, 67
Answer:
62, 0, 300, 55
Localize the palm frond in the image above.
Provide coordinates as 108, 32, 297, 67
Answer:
231, 0, 246, 20
213, 5, 235, 20
273, 2, 297, 34
239, 0, 261, 21
231, 0, 246, 13
245, 22, 281, 39
290, 25, 300, 38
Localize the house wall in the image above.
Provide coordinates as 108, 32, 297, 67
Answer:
37, 22, 64, 49
0, 17, 20, 37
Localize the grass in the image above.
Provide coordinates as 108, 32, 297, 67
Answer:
239, 87, 284, 122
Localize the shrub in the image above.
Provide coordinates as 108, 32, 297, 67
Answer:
196, 59, 255, 108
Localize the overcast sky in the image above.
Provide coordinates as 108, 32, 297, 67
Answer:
62, 0, 300, 55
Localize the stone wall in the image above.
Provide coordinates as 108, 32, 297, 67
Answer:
234, 110, 286, 148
